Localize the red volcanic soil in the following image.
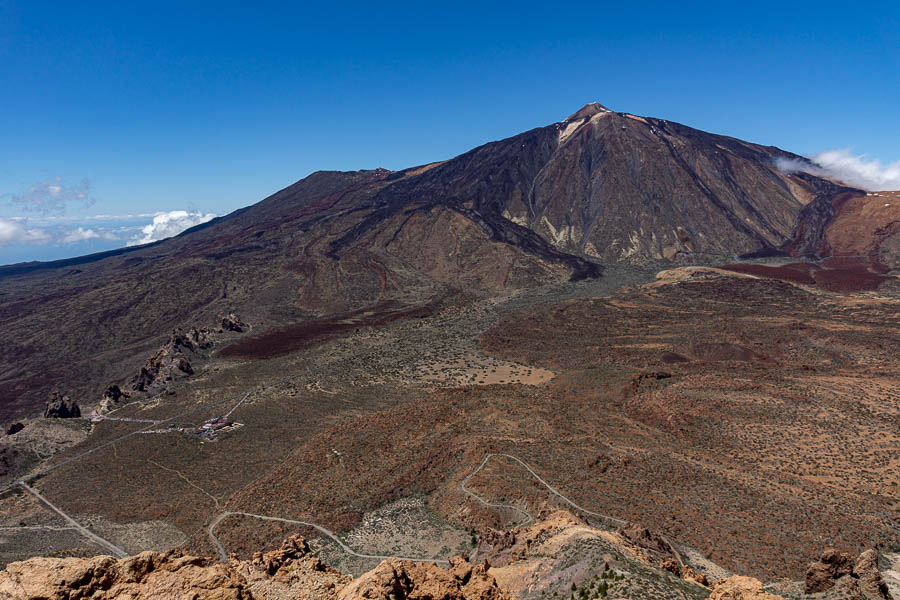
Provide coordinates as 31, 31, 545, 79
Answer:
719, 263, 818, 285
719, 261, 893, 292
218, 300, 440, 360
812, 266, 892, 292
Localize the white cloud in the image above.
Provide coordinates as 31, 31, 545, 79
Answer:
60, 227, 99, 243
0, 217, 50, 246
776, 150, 900, 191
4, 177, 95, 214
59, 227, 119, 243
127, 210, 216, 246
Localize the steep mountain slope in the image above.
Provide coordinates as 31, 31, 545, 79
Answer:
0, 103, 861, 420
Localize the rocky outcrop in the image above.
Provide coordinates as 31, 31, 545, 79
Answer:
855, 549, 892, 600
805, 548, 893, 599
478, 529, 518, 553
0, 550, 253, 600
338, 556, 509, 600
220, 313, 249, 333
682, 566, 710, 587
132, 328, 211, 392
803, 547, 893, 598
0, 540, 509, 600
708, 575, 784, 600
806, 548, 855, 593
618, 523, 673, 555
659, 557, 681, 576
239, 535, 350, 600
175, 327, 213, 352
249, 535, 325, 576
99, 384, 130, 413
43, 391, 80, 418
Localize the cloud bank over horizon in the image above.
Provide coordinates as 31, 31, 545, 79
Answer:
0, 217, 50, 247
776, 150, 900, 191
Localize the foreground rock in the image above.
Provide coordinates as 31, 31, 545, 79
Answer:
236, 535, 350, 600
43, 391, 80, 418
0, 550, 253, 600
338, 556, 508, 600
0, 539, 499, 600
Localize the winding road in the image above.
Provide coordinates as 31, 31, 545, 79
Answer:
207, 511, 450, 566
207, 452, 683, 572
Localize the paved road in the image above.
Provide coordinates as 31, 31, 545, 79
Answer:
88, 416, 161, 424
207, 510, 449, 565
19, 482, 127, 558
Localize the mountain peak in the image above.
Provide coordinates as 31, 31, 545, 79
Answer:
565, 102, 611, 121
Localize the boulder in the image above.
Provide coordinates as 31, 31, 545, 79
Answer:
4, 422, 23, 436
43, 391, 80, 418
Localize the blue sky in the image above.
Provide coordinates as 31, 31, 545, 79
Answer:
1, 0, 898, 264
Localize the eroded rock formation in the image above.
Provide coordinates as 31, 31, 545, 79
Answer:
43, 391, 80, 418
99, 384, 130, 413
132, 328, 212, 392
220, 313, 249, 333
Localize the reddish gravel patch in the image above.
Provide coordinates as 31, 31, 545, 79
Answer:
719, 263, 819, 285
811, 267, 891, 292
720, 262, 894, 292
218, 300, 439, 359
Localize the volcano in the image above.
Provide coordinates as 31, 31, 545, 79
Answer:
0, 103, 865, 420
